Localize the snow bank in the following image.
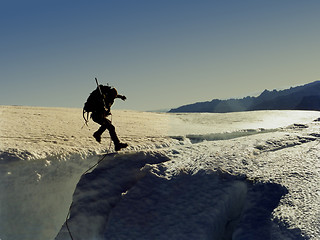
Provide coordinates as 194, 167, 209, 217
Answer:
55, 151, 300, 240
185, 128, 276, 143
55, 151, 249, 240
103, 170, 248, 240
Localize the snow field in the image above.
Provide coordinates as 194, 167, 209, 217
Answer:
1, 106, 320, 240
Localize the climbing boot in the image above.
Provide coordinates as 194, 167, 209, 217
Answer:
115, 142, 128, 151
93, 132, 101, 143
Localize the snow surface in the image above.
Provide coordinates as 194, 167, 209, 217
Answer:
1, 106, 320, 240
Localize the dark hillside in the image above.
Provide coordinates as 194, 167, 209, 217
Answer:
169, 81, 320, 113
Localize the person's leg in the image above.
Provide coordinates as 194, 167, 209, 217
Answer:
91, 112, 127, 150
103, 118, 120, 145
91, 112, 120, 143
103, 119, 127, 151
91, 112, 108, 143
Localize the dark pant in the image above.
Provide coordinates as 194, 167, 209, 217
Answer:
91, 111, 120, 145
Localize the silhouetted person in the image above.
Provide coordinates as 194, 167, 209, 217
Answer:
84, 85, 128, 151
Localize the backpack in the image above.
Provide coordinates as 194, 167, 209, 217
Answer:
83, 85, 111, 125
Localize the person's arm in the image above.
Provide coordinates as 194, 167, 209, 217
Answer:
116, 94, 127, 101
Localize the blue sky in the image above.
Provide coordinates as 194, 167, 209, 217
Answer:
1, 0, 320, 111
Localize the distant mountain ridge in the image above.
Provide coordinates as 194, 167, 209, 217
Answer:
169, 81, 320, 113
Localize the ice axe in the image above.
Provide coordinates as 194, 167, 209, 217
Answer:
95, 77, 107, 109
